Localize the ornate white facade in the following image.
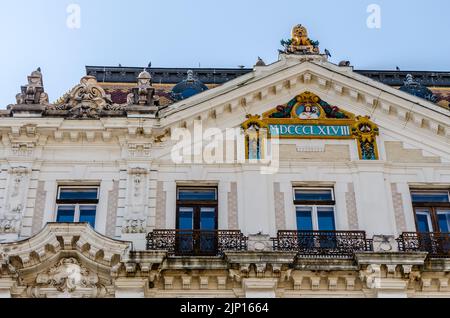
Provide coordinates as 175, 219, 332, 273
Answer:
0, 26, 449, 298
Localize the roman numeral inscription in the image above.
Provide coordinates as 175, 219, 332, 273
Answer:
269, 124, 351, 137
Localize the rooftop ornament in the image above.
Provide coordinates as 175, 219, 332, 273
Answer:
399, 74, 438, 103
280, 24, 320, 55
127, 70, 160, 107
51, 76, 125, 119
170, 70, 208, 101
15, 68, 49, 105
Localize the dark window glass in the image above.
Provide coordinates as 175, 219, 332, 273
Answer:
79, 205, 97, 228
317, 208, 336, 231
437, 210, 450, 232
56, 206, 75, 223
178, 188, 217, 201
411, 191, 449, 203
416, 213, 431, 232
200, 207, 216, 230
296, 208, 313, 231
294, 189, 333, 202
178, 207, 194, 230
59, 188, 98, 200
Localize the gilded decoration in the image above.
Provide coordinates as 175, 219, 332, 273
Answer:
242, 92, 379, 160
241, 115, 268, 160
280, 25, 320, 55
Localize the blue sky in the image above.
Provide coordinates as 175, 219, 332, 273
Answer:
0, 0, 449, 107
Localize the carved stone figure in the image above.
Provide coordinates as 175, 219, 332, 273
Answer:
15, 68, 49, 105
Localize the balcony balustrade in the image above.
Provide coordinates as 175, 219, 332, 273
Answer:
146, 229, 248, 256
397, 232, 450, 258
272, 230, 373, 258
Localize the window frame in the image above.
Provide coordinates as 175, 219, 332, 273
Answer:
55, 186, 100, 227
411, 189, 450, 233
176, 187, 219, 231
293, 187, 336, 231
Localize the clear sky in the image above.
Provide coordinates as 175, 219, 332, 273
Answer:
0, 0, 449, 107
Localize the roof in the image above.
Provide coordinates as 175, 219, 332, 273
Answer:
85, 66, 450, 110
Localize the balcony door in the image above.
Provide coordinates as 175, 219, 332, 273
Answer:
411, 190, 450, 233
294, 188, 336, 250
176, 187, 218, 255
411, 190, 450, 255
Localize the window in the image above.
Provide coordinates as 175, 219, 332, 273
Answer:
293, 188, 336, 231
411, 190, 450, 233
56, 186, 99, 228
176, 187, 218, 255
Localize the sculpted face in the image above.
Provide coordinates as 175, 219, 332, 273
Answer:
292, 25, 307, 39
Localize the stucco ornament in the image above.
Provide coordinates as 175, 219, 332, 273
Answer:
27, 258, 106, 298
123, 168, 148, 234
53, 76, 125, 119
0, 167, 30, 234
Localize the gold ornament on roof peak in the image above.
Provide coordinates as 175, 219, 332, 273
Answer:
280, 24, 320, 55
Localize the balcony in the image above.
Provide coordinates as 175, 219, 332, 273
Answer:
272, 230, 373, 259
397, 232, 450, 258
146, 229, 248, 256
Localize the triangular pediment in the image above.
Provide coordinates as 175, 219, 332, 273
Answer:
158, 57, 449, 160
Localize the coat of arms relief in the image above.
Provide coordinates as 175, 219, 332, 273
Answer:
26, 258, 107, 298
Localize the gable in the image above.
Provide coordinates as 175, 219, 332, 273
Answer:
158, 57, 449, 162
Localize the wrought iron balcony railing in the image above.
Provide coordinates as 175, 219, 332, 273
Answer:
272, 230, 373, 258
146, 229, 248, 256
397, 232, 450, 258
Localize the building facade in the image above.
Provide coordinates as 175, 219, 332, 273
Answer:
0, 25, 449, 298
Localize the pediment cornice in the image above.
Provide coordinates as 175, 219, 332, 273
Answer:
159, 59, 449, 142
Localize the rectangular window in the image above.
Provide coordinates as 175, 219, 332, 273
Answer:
56, 186, 99, 228
294, 188, 336, 231
176, 187, 218, 255
411, 190, 450, 233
